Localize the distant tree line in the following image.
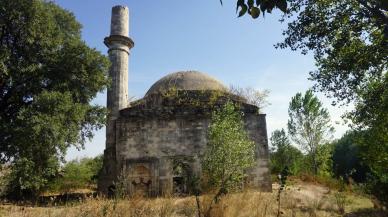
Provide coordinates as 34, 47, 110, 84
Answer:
225, 0, 387, 207
270, 91, 387, 206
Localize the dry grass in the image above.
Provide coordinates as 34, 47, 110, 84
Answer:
0, 183, 384, 217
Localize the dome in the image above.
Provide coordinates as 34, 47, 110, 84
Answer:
145, 71, 227, 96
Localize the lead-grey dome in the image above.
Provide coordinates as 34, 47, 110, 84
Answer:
145, 71, 227, 96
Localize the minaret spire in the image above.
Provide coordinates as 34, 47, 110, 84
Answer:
104, 5, 134, 149
99, 5, 134, 195
105, 5, 134, 117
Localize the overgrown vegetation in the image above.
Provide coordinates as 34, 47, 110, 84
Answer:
46, 155, 103, 193
269, 90, 387, 210
269, 129, 304, 175
0, 0, 108, 199
0, 0, 386, 215
288, 90, 334, 175
276, 167, 288, 217
1, 185, 384, 217
270, 91, 335, 186
275, 0, 388, 207
226, 0, 388, 208
201, 101, 255, 215
331, 131, 369, 183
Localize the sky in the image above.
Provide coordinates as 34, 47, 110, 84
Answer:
53, 0, 351, 161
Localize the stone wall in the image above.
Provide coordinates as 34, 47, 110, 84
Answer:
244, 113, 272, 190
107, 95, 272, 196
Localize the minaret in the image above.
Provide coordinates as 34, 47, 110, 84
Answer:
104, 5, 134, 149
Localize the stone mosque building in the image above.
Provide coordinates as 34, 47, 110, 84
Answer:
98, 5, 271, 196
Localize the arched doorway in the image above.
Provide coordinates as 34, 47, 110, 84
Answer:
172, 159, 193, 196
131, 165, 152, 197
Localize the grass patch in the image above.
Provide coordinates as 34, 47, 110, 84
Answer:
0, 184, 382, 217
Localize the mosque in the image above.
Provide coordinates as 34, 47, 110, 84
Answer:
98, 5, 271, 196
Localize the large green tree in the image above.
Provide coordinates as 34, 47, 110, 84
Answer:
352, 76, 388, 206
351, 76, 388, 177
228, 0, 387, 204
0, 0, 109, 198
287, 90, 333, 175
276, 0, 387, 203
269, 128, 304, 175
331, 131, 369, 182
276, 0, 387, 103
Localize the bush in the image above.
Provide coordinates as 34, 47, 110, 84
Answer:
7, 157, 59, 199
366, 172, 388, 209
332, 131, 369, 182
0, 165, 11, 197
269, 129, 305, 175
334, 192, 348, 214
46, 155, 103, 193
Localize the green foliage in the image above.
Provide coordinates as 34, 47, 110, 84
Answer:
332, 131, 369, 182
343, 74, 387, 205
0, 0, 109, 198
334, 192, 348, 214
0, 165, 10, 197
277, 0, 387, 103
352, 74, 388, 178
202, 101, 255, 198
220, 0, 288, 19
314, 142, 334, 177
288, 90, 333, 175
7, 157, 59, 199
158, 86, 228, 108
365, 172, 388, 208
47, 155, 103, 193
275, 0, 387, 205
269, 129, 304, 175
112, 170, 130, 199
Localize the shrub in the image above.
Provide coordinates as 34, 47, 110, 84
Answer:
334, 192, 348, 214
332, 131, 369, 183
269, 129, 305, 175
366, 172, 388, 209
46, 155, 103, 193
0, 165, 10, 197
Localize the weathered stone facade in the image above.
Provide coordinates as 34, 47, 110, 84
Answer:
98, 5, 272, 197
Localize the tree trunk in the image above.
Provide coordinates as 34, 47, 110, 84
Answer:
312, 154, 318, 175
195, 194, 201, 217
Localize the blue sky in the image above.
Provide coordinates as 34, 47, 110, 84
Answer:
54, 0, 351, 161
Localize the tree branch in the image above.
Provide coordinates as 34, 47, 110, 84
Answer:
357, 0, 388, 37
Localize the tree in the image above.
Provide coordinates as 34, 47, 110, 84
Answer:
287, 90, 333, 175
220, 0, 288, 18
269, 129, 304, 175
202, 101, 255, 210
352, 77, 388, 205
47, 155, 103, 193
228, 85, 270, 111
331, 131, 369, 182
275, 1, 387, 179
351, 75, 388, 176
0, 0, 109, 198
226, 0, 387, 204
314, 142, 334, 177
276, 0, 387, 103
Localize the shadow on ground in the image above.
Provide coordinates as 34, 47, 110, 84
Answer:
0, 192, 97, 207
344, 208, 387, 217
